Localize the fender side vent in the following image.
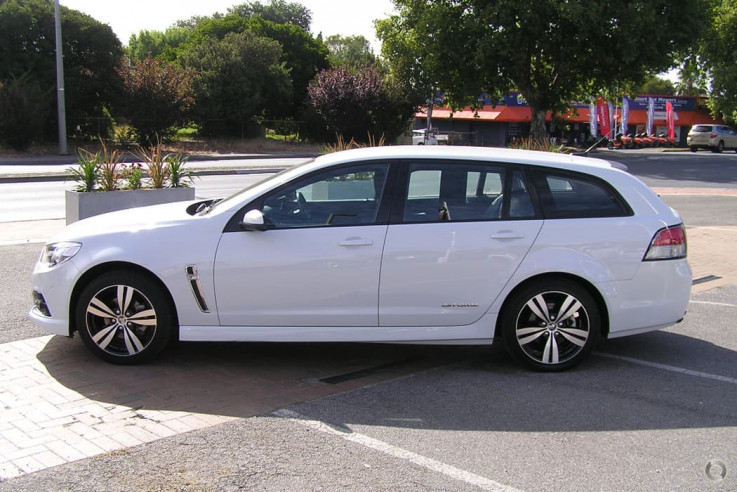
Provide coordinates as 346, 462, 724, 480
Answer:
185, 265, 211, 313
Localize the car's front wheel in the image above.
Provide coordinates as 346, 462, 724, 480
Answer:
502, 279, 600, 371
75, 270, 175, 364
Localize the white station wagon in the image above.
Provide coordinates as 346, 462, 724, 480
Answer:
30, 146, 692, 371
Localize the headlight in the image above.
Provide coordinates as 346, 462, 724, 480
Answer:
40, 241, 82, 267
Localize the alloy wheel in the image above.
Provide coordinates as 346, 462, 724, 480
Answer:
84, 284, 158, 357
514, 290, 591, 366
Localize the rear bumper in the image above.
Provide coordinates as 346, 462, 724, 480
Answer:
602, 258, 692, 338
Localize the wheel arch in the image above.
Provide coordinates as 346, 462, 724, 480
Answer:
494, 272, 610, 339
69, 261, 179, 338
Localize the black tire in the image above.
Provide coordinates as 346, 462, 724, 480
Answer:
501, 278, 600, 371
690, 146, 698, 152
712, 141, 724, 153
75, 270, 175, 364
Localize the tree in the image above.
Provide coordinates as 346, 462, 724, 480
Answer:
169, 10, 328, 121
228, 0, 312, 30
379, 0, 706, 141
127, 28, 191, 62
245, 16, 329, 118
308, 67, 418, 143
0, 0, 123, 140
674, 58, 707, 97
180, 31, 292, 137
695, 0, 737, 123
325, 35, 376, 69
638, 76, 676, 96
117, 57, 195, 144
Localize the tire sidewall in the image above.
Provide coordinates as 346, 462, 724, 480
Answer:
502, 279, 601, 371
75, 270, 174, 365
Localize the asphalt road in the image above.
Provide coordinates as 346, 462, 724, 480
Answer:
1, 150, 736, 491
0, 173, 274, 223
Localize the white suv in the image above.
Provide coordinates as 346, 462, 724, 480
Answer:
687, 124, 737, 153
412, 129, 438, 145
30, 146, 691, 371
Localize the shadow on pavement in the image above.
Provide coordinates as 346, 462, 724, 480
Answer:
35, 337, 485, 418
35, 329, 736, 432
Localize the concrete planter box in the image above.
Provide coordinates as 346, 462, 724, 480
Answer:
66, 188, 196, 224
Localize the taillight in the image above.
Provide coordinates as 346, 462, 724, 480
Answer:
643, 225, 687, 261
710, 133, 717, 139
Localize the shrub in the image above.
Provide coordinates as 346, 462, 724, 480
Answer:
69, 141, 194, 191
117, 57, 195, 145
308, 67, 418, 144
68, 149, 101, 192
0, 74, 48, 151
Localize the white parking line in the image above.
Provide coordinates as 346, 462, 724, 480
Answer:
690, 300, 737, 308
274, 409, 522, 492
597, 352, 737, 385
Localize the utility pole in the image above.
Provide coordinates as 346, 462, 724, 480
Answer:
54, 0, 68, 154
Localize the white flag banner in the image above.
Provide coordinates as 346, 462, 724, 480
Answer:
589, 101, 598, 137
647, 98, 655, 135
621, 98, 630, 134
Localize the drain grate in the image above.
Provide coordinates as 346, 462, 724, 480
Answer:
693, 275, 722, 285
319, 357, 420, 385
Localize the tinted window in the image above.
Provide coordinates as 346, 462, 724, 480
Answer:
402, 163, 534, 222
261, 163, 388, 228
533, 170, 630, 219
691, 125, 712, 133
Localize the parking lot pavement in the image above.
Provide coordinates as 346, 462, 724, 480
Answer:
0, 334, 468, 480
1, 190, 736, 484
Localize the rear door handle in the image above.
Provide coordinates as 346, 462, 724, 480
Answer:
490, 231, 525, 240
339, 237, 374, 247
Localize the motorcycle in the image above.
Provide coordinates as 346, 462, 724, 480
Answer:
607, 133, 626, 150
658, 133, 677, 147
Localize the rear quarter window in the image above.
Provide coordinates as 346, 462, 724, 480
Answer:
532, 169, 632, 219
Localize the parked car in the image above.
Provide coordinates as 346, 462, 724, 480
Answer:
412, 129, 438, 145
412, 129, 449, 145
687, 124, 737, 153
30, 146, 691, 371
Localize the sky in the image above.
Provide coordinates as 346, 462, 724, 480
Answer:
60, 0, 397, 52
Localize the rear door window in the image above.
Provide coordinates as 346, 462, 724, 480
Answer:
402, 162, 532, 222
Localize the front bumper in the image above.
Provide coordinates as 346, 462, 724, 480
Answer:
29, 258, 81, 337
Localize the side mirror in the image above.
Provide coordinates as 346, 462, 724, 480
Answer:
240, 209, 269, 231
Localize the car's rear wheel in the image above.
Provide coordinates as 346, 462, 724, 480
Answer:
502, 279, 600, 371
713, 141, 724, 153
75, 270, 174, 364
690, 146, 698, 152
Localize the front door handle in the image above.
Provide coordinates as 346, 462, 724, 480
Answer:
339, 237, 374, 247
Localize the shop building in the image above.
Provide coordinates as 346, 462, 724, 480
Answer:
415, 93, 723, 147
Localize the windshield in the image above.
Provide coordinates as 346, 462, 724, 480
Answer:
200, 158, 316, 215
